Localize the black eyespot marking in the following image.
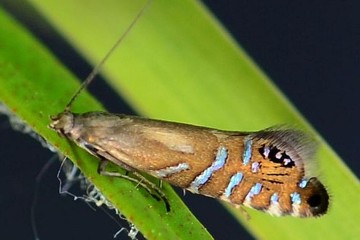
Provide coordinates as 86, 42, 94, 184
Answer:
307, 178, 329, 216
259, 144, 295, 168
308, 193, 322, 207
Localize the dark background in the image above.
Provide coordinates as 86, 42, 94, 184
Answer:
1, 1, 359, 239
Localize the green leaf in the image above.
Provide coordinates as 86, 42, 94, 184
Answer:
1, 0, 360, 239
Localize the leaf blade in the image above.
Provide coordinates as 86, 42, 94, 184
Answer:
0, 5, 212, 240
5, 0, 360, 239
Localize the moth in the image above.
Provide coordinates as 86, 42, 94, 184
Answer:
50, 110, 329, 217
49, 2, 329, 218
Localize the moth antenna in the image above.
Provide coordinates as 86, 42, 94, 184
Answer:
64, 0, 152, 112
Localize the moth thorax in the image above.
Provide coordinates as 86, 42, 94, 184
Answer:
49, 111, 75, 136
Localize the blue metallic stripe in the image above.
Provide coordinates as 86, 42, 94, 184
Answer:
224, 172, 244, 198
291, 192, 301, 205
251, 162, 260, 173
298, 179, 308, 188
149, 163, 190, 178
266, 192, 282, 216
270, 192, 279, 204
189, 146, 228, 193
263, 146, 270, 158
245, 182, 262, 200
243, 137, 252, 165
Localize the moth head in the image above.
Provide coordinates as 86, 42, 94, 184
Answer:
49, 111, 75, 137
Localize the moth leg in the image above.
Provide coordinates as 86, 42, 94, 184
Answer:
132, 171, 170, 212
97, 159, 171, 209
97, 159, 157, 197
